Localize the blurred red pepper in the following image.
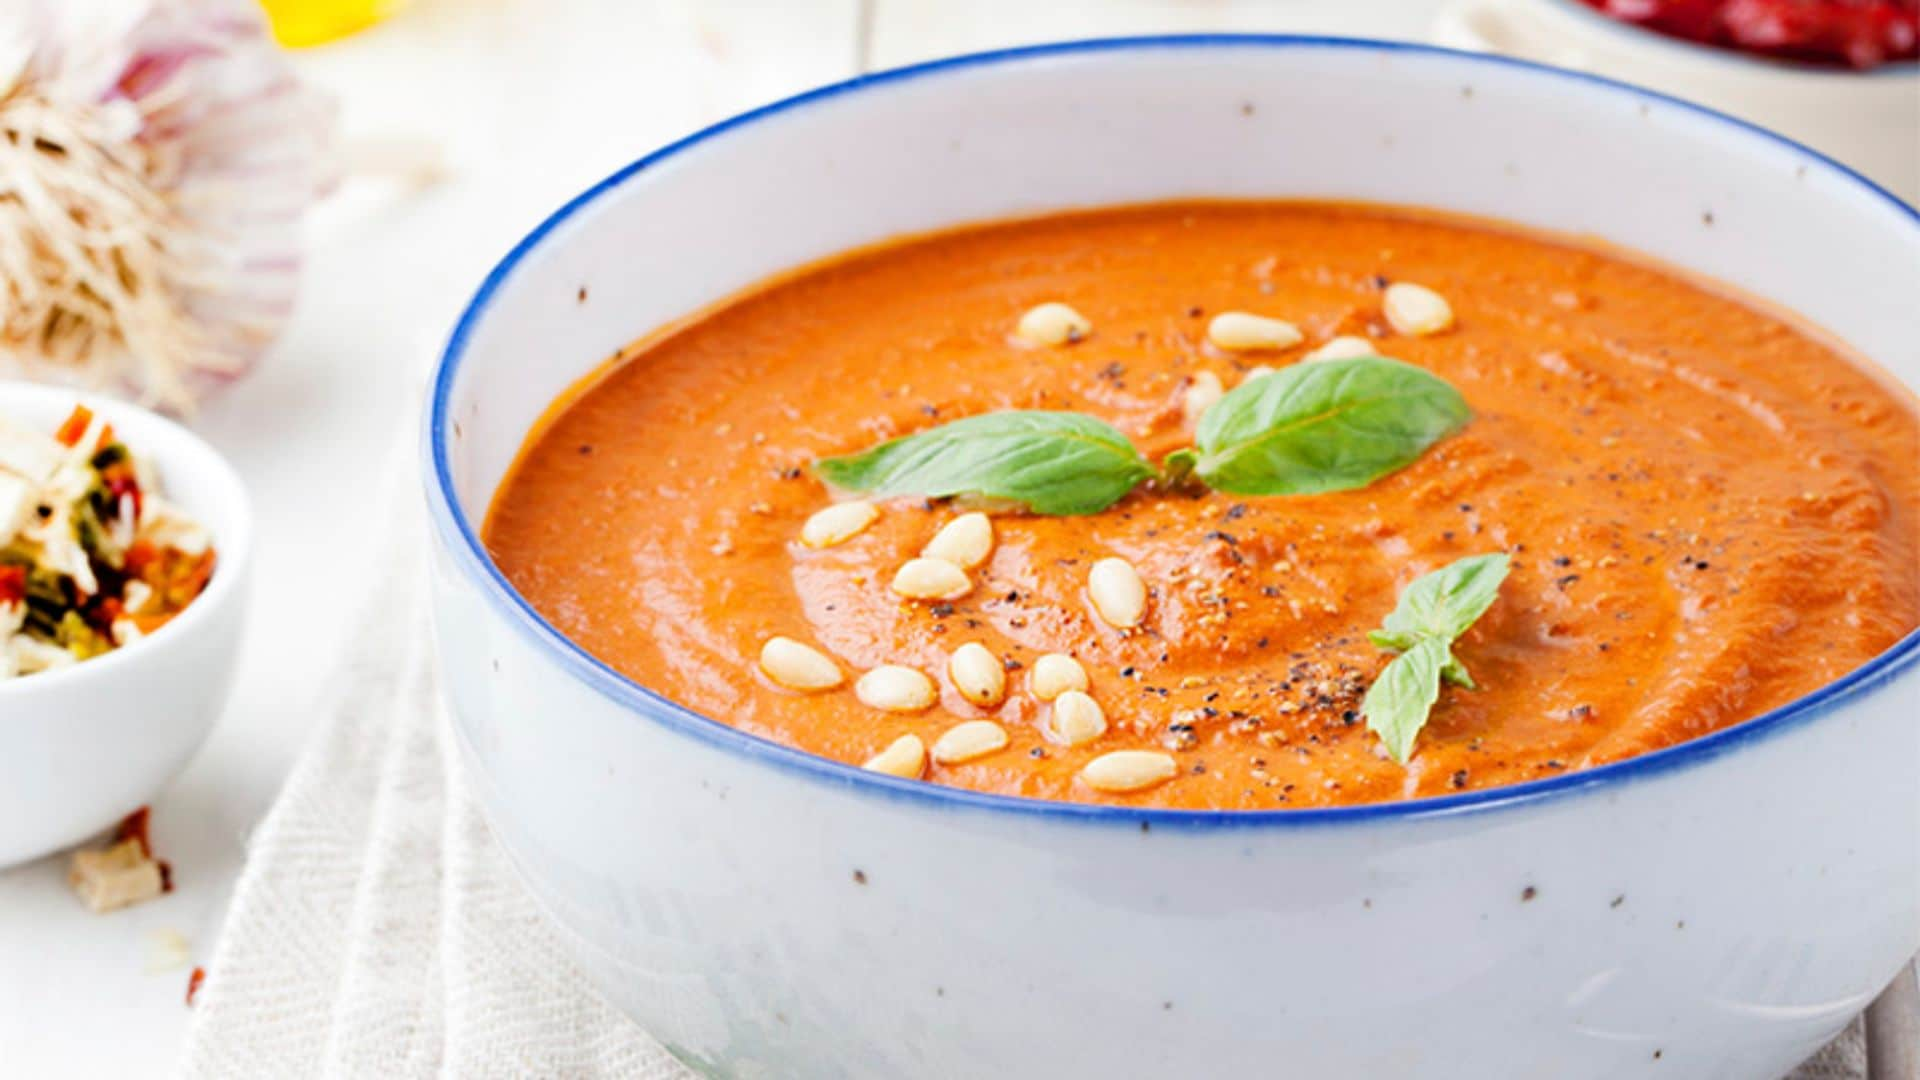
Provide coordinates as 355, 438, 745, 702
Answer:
1580, 0, 1919, 67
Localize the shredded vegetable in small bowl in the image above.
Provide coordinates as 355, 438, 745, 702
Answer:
0, 404, 217, 678
0, 382, 246, 866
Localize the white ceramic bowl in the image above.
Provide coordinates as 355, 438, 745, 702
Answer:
425, 38, 1920, 1078
0, 383, 249, 868
1432, 0, 1920, 203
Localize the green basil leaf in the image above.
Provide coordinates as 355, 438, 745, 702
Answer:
1440, 655, 1476, 690
1362, 553, 1510, 762
1362, 636, 1450, 765
814, 410, 1155, 516
1374, 553, 1511, 644
1186, 356, 1470, 495
1365, 628, 1423, 652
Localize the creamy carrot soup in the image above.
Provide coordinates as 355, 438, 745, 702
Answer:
485, 202, 1920, 810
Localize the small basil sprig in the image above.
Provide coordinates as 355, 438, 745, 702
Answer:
1164, 356, 1469, 495
814, 410, 1156, 516
1362, 553, 1510, 764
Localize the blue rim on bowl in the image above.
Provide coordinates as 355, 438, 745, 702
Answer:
424, 34, 1920, 830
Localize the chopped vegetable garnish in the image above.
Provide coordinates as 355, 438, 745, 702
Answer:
0, 405, 215, 679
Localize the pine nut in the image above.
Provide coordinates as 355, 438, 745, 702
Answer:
1207, 311, 1303, 352
856, 665, 938, 713
863, 734, 926, 779
800, 500, 878, 548
1182, 371, 1224, 427
948, 642, 1007, 707
1080, 750, 1179, 793
1304, 335, 1377, 362
891, 557, 971, 600
1242, 364, 1276, 382
931, 719, 1009, 764
1047, 690, 1107, 747
759, 637, 844, 692
1030, 653, 1089, 701
923, 511, 993, 569
1382, 282, 1454, 336
1088, 556, 1148, 629
1016, 302, 1091, 347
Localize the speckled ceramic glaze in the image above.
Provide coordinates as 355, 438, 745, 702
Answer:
1433, 0, 1920, 202
424, 38, 1920, 1079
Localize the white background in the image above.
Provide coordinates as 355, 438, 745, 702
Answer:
0, 0, 1461, 1073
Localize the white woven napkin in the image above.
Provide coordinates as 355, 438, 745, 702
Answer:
177, 484, 689, 1079
176, 480, 1867, 1079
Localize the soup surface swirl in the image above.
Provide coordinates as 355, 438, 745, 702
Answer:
486, 202, 1920, 809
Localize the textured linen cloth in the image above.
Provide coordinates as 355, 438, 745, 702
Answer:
177, 488, 689, 1079
177, 488, 1870, 1078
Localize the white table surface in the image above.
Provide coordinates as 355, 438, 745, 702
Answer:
0, 1, 1449, 1073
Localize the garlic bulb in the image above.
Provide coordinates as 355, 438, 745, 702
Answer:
0, 0, 333, 412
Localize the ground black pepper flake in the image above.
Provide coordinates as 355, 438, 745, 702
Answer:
1224, 503, 1248, 521
1521, 885, 1538, 902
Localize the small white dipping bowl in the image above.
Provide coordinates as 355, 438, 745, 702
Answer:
0, 383, 249, 868
426, 37, 1920, 1079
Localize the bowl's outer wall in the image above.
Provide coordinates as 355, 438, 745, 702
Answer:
428, 39, 1920, 1079
0, 386, 250, 866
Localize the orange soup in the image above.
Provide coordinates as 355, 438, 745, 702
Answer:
485, 202, 1920, 809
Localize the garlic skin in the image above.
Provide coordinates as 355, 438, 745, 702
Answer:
0, 0, 334, 412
